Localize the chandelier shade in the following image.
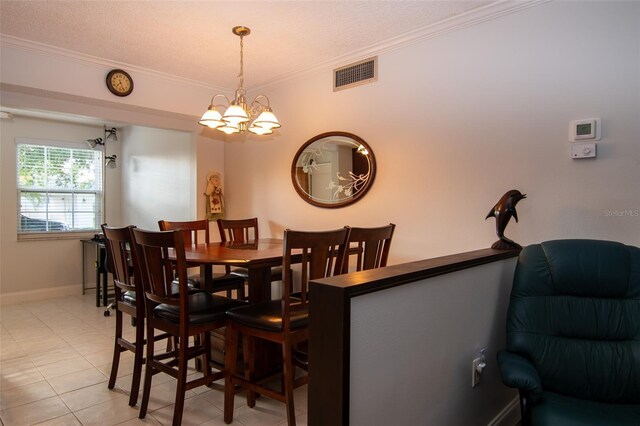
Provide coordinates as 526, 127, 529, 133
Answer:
199, 26, 281, 135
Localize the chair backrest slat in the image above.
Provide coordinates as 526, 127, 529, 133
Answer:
158, 219, 210, 246
282, 228, 350, 330
217, 218, 259, 243
344, 223, 395, 273
102, 224, 140, 297
133, 228, 187, 308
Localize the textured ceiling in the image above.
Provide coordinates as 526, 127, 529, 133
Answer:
0, 0, 493, 90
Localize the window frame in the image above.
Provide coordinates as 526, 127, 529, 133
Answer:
16, 138, 104, 241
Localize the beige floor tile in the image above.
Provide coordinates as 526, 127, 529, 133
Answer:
0, 357, 45, 391
0, 341, 26, 362
0, 395, 70, 426
233, 402, 288, 426
83, 348, 121, 367
135, 379, 197, 413
59, 381, 128, 412
29, 347, 81, 367
17, 335, 69, 354
69, 336, 113, 355
116, 415, 163, 425
72, 394, 139, 425
9, 326, 54, 342
32, 413, 82, 425
280, 412, 308, 426
37, 356, 94, 380
0, 380, 57, 410
47, 367, 108, 395
199, 387, 244, 411
0, 294, 308, 425
96, 357, 137, 379
148, 394, 221, 426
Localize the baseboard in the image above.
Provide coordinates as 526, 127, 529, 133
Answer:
0, 285, 80, 305
488, 396, 520, 426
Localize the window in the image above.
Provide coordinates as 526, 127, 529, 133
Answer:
17, 139, 103, 235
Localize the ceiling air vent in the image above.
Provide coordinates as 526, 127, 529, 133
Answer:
333, 57, 377, 92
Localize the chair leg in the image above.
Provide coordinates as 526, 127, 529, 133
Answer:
138, 324, 155, 419
108, 309, 123, 389
282, 341, 296, 426
243, 335, 256, 408
224, 324, 238, 424
202, 332, 213, 378
173, 333, 189, 426
128, 316, 144, 406
238, 282, 245, 300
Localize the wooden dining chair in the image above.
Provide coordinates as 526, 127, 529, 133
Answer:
343, 223, 396, 273
217, 217, 283, 285
159, 219, 245, 299
132, 228, 245, 425
101, 224, 171, 407
223, 227, 351, 426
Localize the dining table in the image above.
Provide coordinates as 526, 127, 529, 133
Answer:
176, 238, 300, 375
179, 238, 299, 302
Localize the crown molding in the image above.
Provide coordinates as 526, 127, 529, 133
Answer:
1, 0, 549, 94
253, 0, 550, 92
0, 34, 229, 93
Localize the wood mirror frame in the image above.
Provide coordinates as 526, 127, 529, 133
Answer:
291, 131, 376, 208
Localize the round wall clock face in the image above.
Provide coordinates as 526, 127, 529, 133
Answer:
106, 69, 133, 97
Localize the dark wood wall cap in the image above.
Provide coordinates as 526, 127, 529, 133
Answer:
310, 247, 520, 298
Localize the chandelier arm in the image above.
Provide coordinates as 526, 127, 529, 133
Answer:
251, 94, 271, 108
210, 94, 231, 107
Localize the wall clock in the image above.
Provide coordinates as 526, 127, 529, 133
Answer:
106, 69, 133, 97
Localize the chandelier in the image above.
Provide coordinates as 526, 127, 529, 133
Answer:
198, 26, 281, 135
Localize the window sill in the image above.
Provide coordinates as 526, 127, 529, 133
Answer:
17, 231, 98, 242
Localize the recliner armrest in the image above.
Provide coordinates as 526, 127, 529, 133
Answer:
497, 350, 543, 402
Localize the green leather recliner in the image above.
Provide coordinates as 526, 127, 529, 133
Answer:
497, 239, 640, 426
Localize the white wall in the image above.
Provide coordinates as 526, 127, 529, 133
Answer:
120, 125, 195, 230
350, 257, 518, 426
224, 1, 640, 262
120, 125, 225, 231
0, 116, 121, 298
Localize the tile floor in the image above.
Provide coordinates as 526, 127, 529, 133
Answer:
0, 294, 307, 426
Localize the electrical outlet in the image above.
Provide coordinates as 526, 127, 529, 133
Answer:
472, 357, 483, 387
472, 348, 486, 388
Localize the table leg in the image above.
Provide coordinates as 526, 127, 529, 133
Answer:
247, 267, 271, 303
100, 246, 108, 307
95, 245, 101, 307
199, 265, 214, 293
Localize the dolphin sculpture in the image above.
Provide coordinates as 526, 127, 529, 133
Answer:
486, 190, 526, 249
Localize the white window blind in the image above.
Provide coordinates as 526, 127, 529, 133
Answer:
17, 141, 103, 233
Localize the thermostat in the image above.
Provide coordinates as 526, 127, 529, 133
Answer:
571, 142, 596, 159
569, 118, 601, 141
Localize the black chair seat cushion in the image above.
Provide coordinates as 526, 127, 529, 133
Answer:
230, 266, 283, 282
154, 292, 244, 325
532, 391, 640, 426
226, 300, 307, 332
122, 290, 136, 305
187, 272, 245, 290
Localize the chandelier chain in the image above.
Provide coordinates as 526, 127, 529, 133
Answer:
238, 34, 244, 91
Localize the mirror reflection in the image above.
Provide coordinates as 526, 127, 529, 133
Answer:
291, 132, 376, 208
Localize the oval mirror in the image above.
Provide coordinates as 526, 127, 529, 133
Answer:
291, 132, 376, 208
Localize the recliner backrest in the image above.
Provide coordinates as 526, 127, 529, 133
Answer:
507, 239, 640, 403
